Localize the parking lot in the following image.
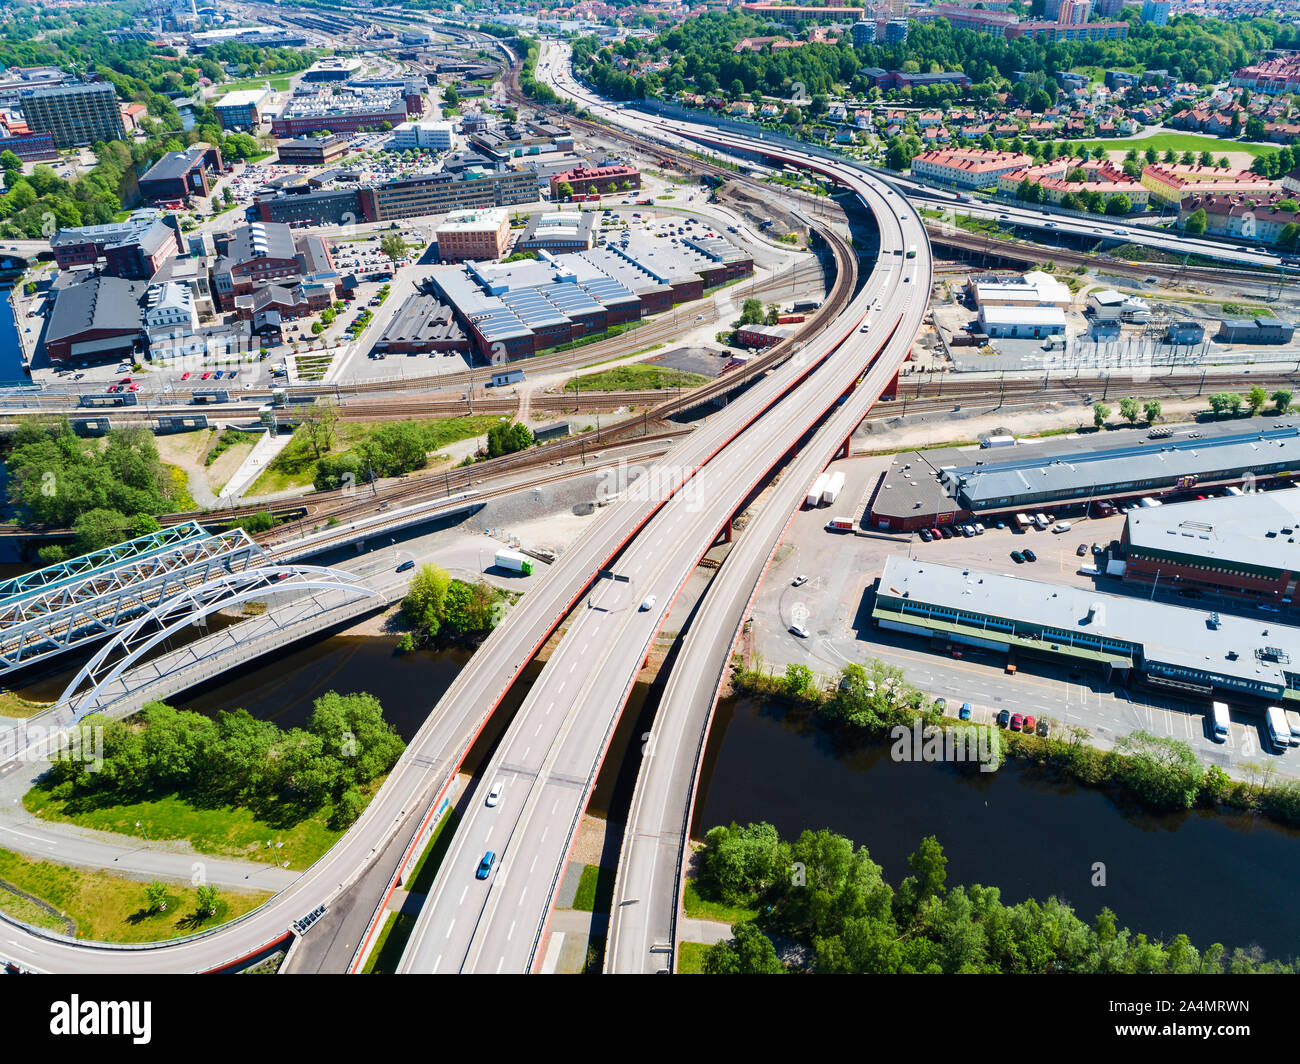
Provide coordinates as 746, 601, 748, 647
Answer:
746, 451, 1300, 778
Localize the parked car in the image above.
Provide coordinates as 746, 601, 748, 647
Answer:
933, 697, 947, 712
959, 702, 972, 721
1023, 548, 1037, 562
918, 528, 932, 542
1035, 719, 1050, 737
1010, 713, 1024, 732
181, 371, 191, 380
1076, 543, 1088, 556
996, 709, 1011, 728
396, 559, 414, 572
1011, 550, 1025, 564
939, 526, 953, 539
1051, 522, 1071, 533
1091, 543, 1104, 556
1023, 715, 1036, 734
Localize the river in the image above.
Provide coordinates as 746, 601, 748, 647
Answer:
693, 694, 1300, 961
11, 629, 1297, 960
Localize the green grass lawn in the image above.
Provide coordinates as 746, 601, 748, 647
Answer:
678, 941, 710, 973
219, 77, 291, 94
23, 782, 375, 869
682, 878, 759, 924
247, 415, 498, 495
0, 847, 271, 943
564, 364, 708, 392
0, 690, 54, 719
360, 911, 416, 974
570, 863, 616, 913
1072, 132, 1278, 160
404, 807, 459, 895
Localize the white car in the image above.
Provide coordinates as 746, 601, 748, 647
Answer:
1052, 521, 1072, 533
792, 575, 808, 586
486, 781, 503, 807
639, 594, 657, 611
790, 623, 809, 638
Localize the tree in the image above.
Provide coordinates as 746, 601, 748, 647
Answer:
1143, 399, 1161, 425
486, 420, 533, 458
1092, 402, 1111, 429
1183, 208, 1207, 235
1247, 385, 1268, 414
1105, 194, 1131, 216
1198, 150, 1214, 167
1273, 389, 1293, 415
195, 884, 220, 918
402, 563, 451, 637
380, 232, 406, 262
704, 923, 784, 974
782, 663, 815, 699
1118, 396, 1140, 425
556, 180, 574, 200
300, 399, 338, 460
1114, 731, 1204, 810
739, 297, 764, 325
145, 881, 168, 913
443, 85, 459, 110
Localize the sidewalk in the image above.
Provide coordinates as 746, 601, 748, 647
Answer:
0, 756, 300, 892
220, 430, 293, 501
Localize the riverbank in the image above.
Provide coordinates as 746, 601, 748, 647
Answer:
731, 662, 1300, 828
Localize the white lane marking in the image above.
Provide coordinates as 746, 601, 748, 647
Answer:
459, 885, 468, 905
445, 919, 455, 939
508, 920, 516, 941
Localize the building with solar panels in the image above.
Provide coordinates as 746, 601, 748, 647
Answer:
424, 233, 752, 361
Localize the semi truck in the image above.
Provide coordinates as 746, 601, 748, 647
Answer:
821, 471, 846, 506
494, 549, 534, 575
805, 472, 830, 508
1265, 706, 1293, 751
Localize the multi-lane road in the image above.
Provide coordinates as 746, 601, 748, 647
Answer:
395, 45, 931, 974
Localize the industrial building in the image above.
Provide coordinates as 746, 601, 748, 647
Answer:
872, 556, 1300, 701
301, 57, 365, 83
44, 275, 149, 365
138, 143, 224, 204
968, 271, 1071, 311
1120, 490, 1300, 614
272, 88, 413, 138
214, 88, 271, 130
517, 210, 596, 254
50, 215, 181, 279
359, 167, 538, 220
869, 422, 1300, 530
434, 208, 511, 263
19, 82, 125, 148
426, 231, 752, 361
976, 305, 1067, 338
374, 294, 469, 354
1216, 318, 1296, 345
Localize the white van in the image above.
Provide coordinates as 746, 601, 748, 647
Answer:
1264, 706, 1293, 751
1033, 513, 1050, 530
1208, 701, 1230, 743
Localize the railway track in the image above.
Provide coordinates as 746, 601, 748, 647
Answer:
870, 367, 1300, 419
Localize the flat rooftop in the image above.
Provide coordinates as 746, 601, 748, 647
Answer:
876, 555, 1300, 694
1125, 489, 1300, 575
942, 421, 1300, 509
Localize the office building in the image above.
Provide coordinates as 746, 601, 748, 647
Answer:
435, 208, 511, 263
390, 119, 455, 151
276, 134, 350, 166
138, 143, 224, 204
19, 82, 124, 148
214, 88, 271, 130
1141, 0, 1169, 25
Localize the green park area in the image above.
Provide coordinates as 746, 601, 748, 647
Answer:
563, 364, 709, 392
0, 847, 271, 943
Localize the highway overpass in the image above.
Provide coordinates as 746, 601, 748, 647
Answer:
394, 46, 931, 974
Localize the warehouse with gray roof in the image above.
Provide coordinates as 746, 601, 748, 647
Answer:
873, 556, 1300, 702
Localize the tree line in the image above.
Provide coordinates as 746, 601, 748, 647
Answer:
696, 823, 1296, 973
46, 694, 405, 830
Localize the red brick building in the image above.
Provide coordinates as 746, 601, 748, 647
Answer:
550, 164, 641, 199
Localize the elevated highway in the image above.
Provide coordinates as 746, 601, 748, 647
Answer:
395, 51, 931, 974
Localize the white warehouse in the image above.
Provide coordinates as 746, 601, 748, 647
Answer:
976, 304, 1067, 339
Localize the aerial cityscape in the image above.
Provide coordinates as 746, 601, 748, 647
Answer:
1, 0, 1299, 1012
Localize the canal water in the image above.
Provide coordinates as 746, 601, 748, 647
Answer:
13, 627, 1297, 960
0, 289, 27, 385
693, 694, 1300, 962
